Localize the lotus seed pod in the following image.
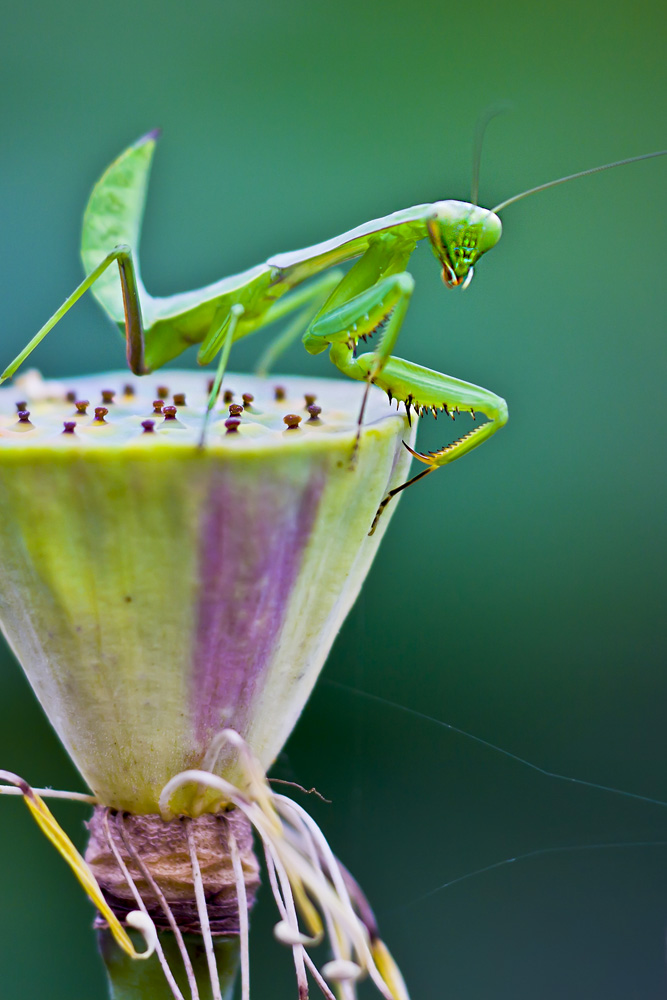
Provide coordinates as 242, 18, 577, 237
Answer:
0, 369, 414, 814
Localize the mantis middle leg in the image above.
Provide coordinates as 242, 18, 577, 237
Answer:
302, 234, 417, 453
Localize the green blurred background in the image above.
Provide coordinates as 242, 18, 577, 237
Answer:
1, 1, 666, 997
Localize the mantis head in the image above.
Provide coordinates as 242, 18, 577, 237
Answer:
429, 103, 667, 292
427, 201, 502, 289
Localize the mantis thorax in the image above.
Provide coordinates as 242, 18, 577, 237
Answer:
428, 200, 502, 288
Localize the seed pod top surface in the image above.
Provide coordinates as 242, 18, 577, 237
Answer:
0, 370, 413, 813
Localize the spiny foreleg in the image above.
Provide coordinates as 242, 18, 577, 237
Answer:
363, 357, 508, 534
304, 267, 415, 461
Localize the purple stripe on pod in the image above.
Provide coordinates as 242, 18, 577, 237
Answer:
192, 464, 325, 748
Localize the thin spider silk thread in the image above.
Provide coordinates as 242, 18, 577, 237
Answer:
324, 680, 667, 809
324, 680, 667, 908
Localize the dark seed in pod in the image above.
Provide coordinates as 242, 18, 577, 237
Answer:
223, 389, 234, 403
62, 422, 76, 434
304, 393, 317, 407
156, 386, 169, 400
306, 405, 322, 423
14, 401, 27, 412
283, 414, 301, 429
242, 393, 254, 409
228, 404, 243, 416
152, 400, 164, 414
94, 407, 108, 423
173, 393, 186, 407
75, 400, 89, 414
141, 420, 155, 434
225, 418, 241, 434
123, 384, 135, 397
274, 386, 286, 401
65, 391, 77, 403
101, 389, 116, 404
163, 406, 178, 421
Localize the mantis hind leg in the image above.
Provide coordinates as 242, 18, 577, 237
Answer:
0, 245, 147, 383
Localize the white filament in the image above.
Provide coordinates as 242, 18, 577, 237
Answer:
158, 729, 407, 1000
0, 785, 96, 803
99, 812, 167, 976
186, 819, 222, 1000
228, 824, 250, 1000
118, 814, 201, 1000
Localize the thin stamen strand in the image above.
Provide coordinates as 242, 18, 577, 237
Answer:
227, 821, 250, 1000
185, 819, 223, 1000
0, 771, 152, 960
278, 809, 356, 1000
101, 811, 184, 1000
220, 729, 278, 821
275, 796, 396, 999
264, 840, 310, 999
117, 813, 201, 1000
264, 849, 338, 1000
0, 785, 97, 803
277, 799, 370, 957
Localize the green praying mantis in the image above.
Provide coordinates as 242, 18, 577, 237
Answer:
2, 129, 665, 532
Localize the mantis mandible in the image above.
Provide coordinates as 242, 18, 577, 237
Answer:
2, 130, 665, 532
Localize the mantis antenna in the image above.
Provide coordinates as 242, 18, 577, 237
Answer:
470, 102, 513, 206
492, 149, 667, 214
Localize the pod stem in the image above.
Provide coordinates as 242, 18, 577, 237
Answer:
98, 929, 240, 1000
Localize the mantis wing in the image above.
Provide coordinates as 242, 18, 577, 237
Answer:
79, 132, 275, 369
80, 130, 159, 328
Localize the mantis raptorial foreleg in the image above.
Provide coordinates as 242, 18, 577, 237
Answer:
296, 233, 508, 512
301, 236, 416, 454
324, 271, 415, 459
0, 245, 146, 381
367, 361, 508, 533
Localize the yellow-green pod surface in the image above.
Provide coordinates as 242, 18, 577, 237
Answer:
0, 371, 413, 814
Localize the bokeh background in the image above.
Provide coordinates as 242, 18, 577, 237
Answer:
1, 1, 666, 997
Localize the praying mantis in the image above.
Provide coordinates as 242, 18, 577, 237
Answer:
2, 129, 665, 530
